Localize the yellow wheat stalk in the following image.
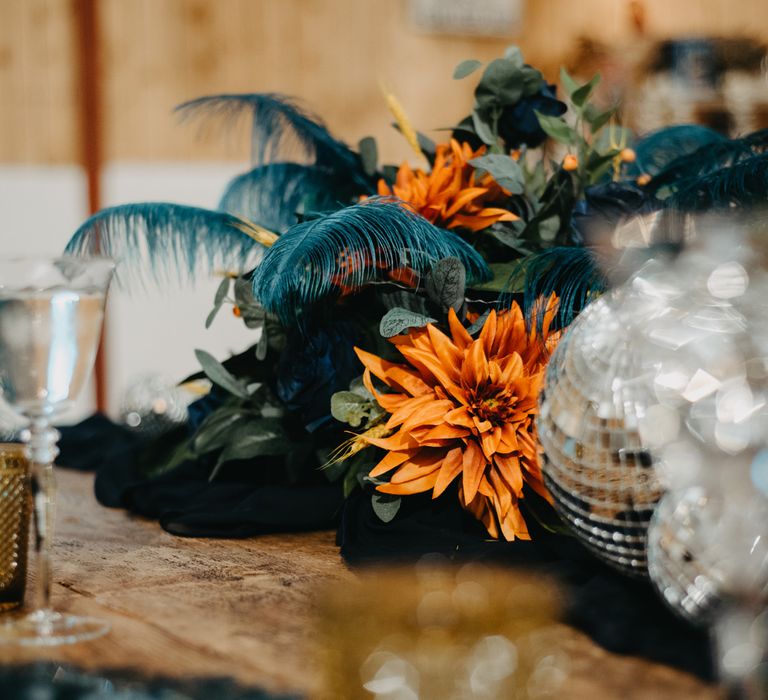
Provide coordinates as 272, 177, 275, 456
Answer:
380, 83, 426, 164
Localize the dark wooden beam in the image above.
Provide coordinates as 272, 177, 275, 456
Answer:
74, 0, 108, 414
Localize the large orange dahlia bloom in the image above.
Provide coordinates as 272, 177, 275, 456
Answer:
377, 139, 518, 233
355, 302, 560, 541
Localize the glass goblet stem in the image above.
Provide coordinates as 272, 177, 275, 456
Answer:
25, 417, 60, 622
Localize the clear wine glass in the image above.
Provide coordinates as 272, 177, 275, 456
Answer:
0, 255, 114, 645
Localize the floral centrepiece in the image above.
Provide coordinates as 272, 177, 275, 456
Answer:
355, 301, 559, 541
61, 40, 768, 553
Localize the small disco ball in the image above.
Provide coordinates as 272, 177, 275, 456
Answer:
538, 289, 664, 577
646, 488, 723, 624
648, 479, 768, 625
119, 374, 190, 439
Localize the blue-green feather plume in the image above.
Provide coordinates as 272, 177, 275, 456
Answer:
252, 197, 491, 324
176, 93, 367, 180
218, 162, 361, 232
649, 129, 768, 195
629, 125, 725, 178
64, 203, 265, 288
664, 151, 768, 210
499, 247, 607, 331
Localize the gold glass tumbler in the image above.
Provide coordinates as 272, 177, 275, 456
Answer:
0, 443, 30, 611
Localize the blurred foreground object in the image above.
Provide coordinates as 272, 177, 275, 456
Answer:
627, 216, 768, 697
316, 563, 566, 699
0, 444, 30, 611
119, 373, 198, 438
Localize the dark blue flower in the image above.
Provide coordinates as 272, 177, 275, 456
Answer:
497, 83, 566, 149
276, 321, 363, 432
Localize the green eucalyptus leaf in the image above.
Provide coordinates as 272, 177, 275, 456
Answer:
255, 329, 268, 360
192, 408, 250, 454
475, 58, 525, 108
426, 257, 466, 313
471, 110, 498, 147
571, 73, 601, 108
469, 154, 525, 193
559, 67, 580, 100
349, 375, 374, 400
371, 493, 401, 523
205, 304, 221, 330
209, 420, 288, 481
503, 46, 525, 67
358, 136, 378, 177
234, 276, 255, 307
214, 277, 230, 306
539, 215, 561, 242
379, 307, 436, 338
453, 59, 482, 80
535, 112, 576, 145
520, 65, 545, 97
584, 104, 616, 133
331, 391, 370, 427
194, 349, 250, 399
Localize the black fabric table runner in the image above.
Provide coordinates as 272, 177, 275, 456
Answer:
57, 414, 715, 682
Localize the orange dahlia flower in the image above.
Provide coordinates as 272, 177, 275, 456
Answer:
377, 139, 518, 233
355, 301, 560, 541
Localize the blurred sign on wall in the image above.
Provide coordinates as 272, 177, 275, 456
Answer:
408, 0, 523, 36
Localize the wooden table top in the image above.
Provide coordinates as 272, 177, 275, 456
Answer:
0, 469, 718, 699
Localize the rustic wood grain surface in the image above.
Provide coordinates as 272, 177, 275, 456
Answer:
0, 469, 719, 699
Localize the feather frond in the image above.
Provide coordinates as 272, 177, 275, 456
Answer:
64, 203, 265, 289
631, 125, 724, 177
649, 129, 768, 194
218, 162, 362, 232
251, 197, 491, 324
665, 151, 768, 210
175, 93, 364, 177
499, 247, 607, 330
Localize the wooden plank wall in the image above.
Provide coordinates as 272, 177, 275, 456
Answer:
1, 0, 767, 165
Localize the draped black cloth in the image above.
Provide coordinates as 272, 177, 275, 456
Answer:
58, 414, 714, 682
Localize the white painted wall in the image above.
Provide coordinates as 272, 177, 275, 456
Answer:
1, 161, 260, 423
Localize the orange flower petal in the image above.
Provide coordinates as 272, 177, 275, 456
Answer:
385, 394, 435, 429
423, 423, 470, 441
377, 472, 438, 495
447, 308, 472, 349
480, 426, 503, 460
370, 450, 416, 478
400, 399, 454, 432
432, 447, 463, 498
444, 406, 474, 429
461, 440, 486, 505
365, 430, 418, 452
494, 453, 524, 497
461, 339, 489, 389
426, 324, 463, 374
355, 347, 432, 396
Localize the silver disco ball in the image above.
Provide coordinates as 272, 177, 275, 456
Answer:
646, 488, 723, 624
538, 288, 664, 577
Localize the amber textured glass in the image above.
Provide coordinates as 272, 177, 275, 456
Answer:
0, 443, 29, 612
